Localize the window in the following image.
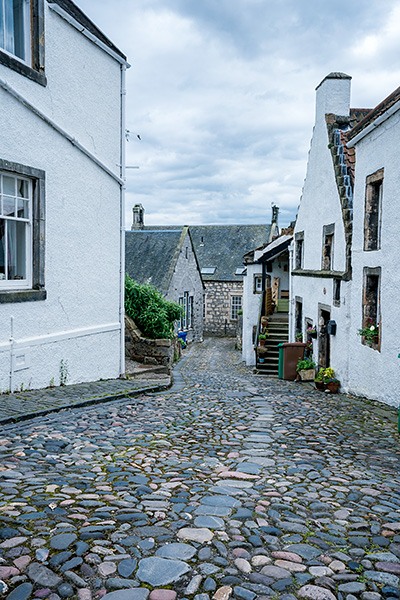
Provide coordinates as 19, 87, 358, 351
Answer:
179, 292, 193, 330
254, 275, 262, 293
364, 169, 383, 251
201, 267, 216, 275
333, 278, 341, 307
0, 159, 45, 302
295, 298, 302, 339
230, 295, 242, 320
322, 224, 335, 271
295, 231, 304, 269
0, 0, 46, 86
362, 267, 381, 350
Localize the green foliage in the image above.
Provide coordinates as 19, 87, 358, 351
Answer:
315, 369, 324, 381
59, 359, 69, 386
296, 358, 316, 371
358, 319, 379, 347
125, 276, 184, 339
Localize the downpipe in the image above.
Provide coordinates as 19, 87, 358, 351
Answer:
9, 316, 15, 393
119, 63, 127, 377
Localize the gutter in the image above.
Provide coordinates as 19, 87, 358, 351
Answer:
347, 99, 400, 147
48, 3, 130, 67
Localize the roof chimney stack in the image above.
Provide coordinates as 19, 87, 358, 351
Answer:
131, 204, 145, 230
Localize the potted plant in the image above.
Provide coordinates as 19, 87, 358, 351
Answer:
296, 358, 316, 381
314, 369, 325, 391
306, 326, 317, 338
258, 333, 267, 347
323, 367, 340, 393
295, 333, 303, 342
358, 319, 379, 348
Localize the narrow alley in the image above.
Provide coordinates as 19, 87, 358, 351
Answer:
0, 339, 399, 600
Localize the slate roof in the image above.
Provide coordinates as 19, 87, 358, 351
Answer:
125, 228, 187, 295
48, 0, 127, 60
189, 225, 271, 281
347, 86, 400, 142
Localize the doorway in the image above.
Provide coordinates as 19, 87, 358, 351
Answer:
318, 307, 330, 368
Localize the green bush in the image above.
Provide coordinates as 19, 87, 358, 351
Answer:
125, 276, 183, 339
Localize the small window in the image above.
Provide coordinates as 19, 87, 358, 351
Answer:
0, 0, 46, 86
201, 267, 216, 275
333, 278, 341, 307
185, 246, 188, 259
235, 267, 245, 276
322, 224, 335, 271
0, 159, 45, 302
364, 169, 383, 251
179, 292, 193, 330
295, 298, 303, 339
230, 295, 242, 320
295, 231, 304, 269
254, 275, 262, 293
362, 267, 381, 350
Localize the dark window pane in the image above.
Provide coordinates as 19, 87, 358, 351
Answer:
0, 220, 5, 277
7, 219, 26, 280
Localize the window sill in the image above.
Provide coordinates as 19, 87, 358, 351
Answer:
292, 268, 346, 279
0, 51, 47, 86
0, 289, 47, 304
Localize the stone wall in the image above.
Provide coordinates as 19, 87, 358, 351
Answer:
125, 317, 180, 374
204, 281, 243, 337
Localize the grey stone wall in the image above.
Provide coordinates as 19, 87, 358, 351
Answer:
167, 231, 204, 343
204, 281, 243, 337
125, 316, 181, 374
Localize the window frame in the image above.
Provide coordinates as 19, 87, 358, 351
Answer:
0, 0, 46, 86
230, 295, 242, 321
361, 267, 381, 351
294, 231, 304, 269
322, 223, 335, 271
0, 158, 46, 304
364, 168, 383, 252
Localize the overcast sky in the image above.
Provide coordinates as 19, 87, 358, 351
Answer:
78, 0, 400, 228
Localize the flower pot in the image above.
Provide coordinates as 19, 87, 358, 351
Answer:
258, 358, 265, 364
259, 339, 266, 347
315, 380, 325, 391
327, 381, 340, 393
299, 368, 316, 381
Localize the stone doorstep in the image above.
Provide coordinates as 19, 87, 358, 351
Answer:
127, 365, 170, 377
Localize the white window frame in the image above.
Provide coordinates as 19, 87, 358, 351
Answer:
0, 0, 32, 65
254, 275, 262, 293
230, 295, 242, 321
0, 170, 32, 290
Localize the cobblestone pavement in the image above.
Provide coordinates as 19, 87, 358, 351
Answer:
0, 338, 399, 600
0, 376, 171, 425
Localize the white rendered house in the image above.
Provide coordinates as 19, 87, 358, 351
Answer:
0, 0, 128, 391
346, 86, 400, 407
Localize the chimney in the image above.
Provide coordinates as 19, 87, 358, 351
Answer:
268, 204, 279, 242
315, 72, 351, 121
131, 204, 144, 230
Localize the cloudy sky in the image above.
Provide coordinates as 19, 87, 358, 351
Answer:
78, 0, 400, 228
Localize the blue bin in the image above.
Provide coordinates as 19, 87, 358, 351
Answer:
178, 332, 187, 348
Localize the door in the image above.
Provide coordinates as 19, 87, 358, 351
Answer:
318, 309, 330, 368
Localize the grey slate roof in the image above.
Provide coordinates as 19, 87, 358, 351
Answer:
125, 229, 186, 295
189, 225, 271, 281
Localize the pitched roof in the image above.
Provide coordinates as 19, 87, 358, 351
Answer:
253, 234, 292, 263
347, 86, 400, 142
189, 225, 271, 281
48, 0, 127, 60
125, 228, 187, 295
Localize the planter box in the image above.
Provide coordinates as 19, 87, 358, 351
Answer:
299, 368, 316, 381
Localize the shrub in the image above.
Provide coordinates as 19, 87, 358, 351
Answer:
296, 358, 316, 371
125, 276, 183, 339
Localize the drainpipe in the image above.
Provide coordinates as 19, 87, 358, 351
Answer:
289, 244, 294, 342
119, 64, 127, 376
9, 316, 15, 393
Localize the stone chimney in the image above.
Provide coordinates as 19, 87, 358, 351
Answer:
268, 204, 280, 242
315, 72, 351, 121
131, 204, 145, 230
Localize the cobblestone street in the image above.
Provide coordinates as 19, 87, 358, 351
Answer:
0, 338, 399, 600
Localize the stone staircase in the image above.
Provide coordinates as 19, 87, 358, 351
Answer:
255, 313, 289, 377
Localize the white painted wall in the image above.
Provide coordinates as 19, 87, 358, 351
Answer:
0, 3, 124, 391
242, 264, 262, 366
290, 74, 352, 385
348, 108, 400, 407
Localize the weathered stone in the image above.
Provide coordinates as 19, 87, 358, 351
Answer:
103, 590, 150, 600
50, 534, 77, 550
177, 528, 214, 543
26, 564, 62, 589
297, 584, 337, 600
137, 557, 190, 586
212, 586, 232, 600
4, 583, 33, 600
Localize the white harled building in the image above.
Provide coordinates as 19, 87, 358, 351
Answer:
0, 0, 128, 391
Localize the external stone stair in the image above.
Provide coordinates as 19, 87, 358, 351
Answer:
255, 313, 289, 377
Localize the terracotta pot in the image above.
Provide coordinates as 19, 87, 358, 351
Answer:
327, 381, 340, 393
259, 339, 266, 347
315, 380, 325, 391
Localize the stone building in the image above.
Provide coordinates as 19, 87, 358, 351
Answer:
125, 226, 204, 343
130, 207, 273, 337
0, 0, 128, 391
290, 72, 400, 407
